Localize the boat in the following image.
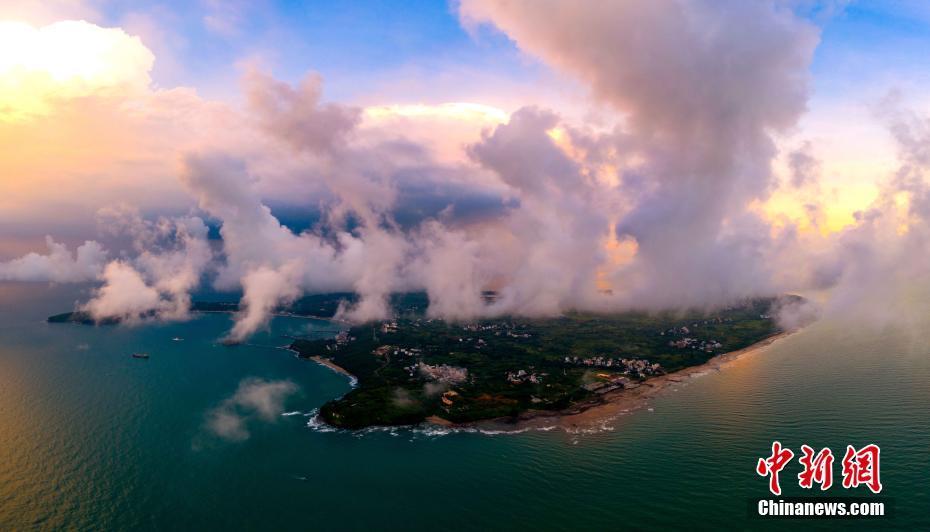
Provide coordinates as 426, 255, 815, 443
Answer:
171, 337, 183, 341
131, 353, 149, 359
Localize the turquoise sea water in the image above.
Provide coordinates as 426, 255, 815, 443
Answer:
0, 282, 927, 530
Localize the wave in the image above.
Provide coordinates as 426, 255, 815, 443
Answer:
302, 413, 566, 439
304, 409, 338, 433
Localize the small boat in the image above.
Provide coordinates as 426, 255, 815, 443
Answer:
131, 353, 149, 359
171, 337, 183, 342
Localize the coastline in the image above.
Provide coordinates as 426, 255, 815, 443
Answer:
467, 330, 795, 432
195, 309, 340, 321
308, 355, 358, 384
308, 331, 794, 433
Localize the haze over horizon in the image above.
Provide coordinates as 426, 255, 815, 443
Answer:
3, 0, 930, 340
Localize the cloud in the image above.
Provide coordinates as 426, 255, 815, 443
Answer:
0, 17, 282, 238
0, 20, 153, 123
0, 1, 100, 26
0, 41, 234, 232
229, 263, 303, 341
200, 0, 265, 37
11, 5, 930, 343
465, 106, 611, 315
362, 102, 508, 164
204, 378, 298, 441
178, 151, 363, 339
0, 236, 106, 282
797, 95, 930, 329
81, 210, 213, 322
243, 68, 362, 156
82, 261, 163, 321
773, 295, 821, 331
788, 141, 822, 188
461, 0, 820, 309
410, 221, 486, 320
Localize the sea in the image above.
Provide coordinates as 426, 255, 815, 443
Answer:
0, 282, 927, 530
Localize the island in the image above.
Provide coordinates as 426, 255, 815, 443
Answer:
48, 292, 800, 430
46, 292, 362, 324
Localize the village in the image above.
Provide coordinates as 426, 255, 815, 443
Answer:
505, 369, 546, 384
344, 318, 670, 392
313, 314, 733, 402
661, 324, 724, 352
562, 355, 664, 377
414, 362, 469, 384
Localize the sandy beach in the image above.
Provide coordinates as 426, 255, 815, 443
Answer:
464, 331, 795, 432
309, 355, 357, 381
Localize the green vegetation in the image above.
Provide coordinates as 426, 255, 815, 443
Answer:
291, 296, 792, 429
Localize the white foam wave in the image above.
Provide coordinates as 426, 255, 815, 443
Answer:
304, 409, 338, 433
565, 420, 616, 435
302, 412, 559, 438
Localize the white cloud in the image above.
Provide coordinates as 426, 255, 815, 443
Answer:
82, 261, 163, 321
204, 378, 299, 441
0, 236, 105, 282
0, 20, 154, 122
7, 5, 930, 344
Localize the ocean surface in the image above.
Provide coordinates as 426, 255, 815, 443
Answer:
0, 282, 927, 530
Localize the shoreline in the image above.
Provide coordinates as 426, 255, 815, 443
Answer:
194, 309, 340, 322
308, 355, 358, 384
465, 330, 794, 432
307, 331, 794, 433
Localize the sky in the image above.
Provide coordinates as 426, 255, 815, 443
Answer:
2, 0, 930, 340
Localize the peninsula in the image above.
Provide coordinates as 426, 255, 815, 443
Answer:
289, 296, 796, 429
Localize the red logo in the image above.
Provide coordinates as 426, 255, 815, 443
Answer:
842, 444, 882, 494
757, 441, 794, 495
798, 445, 834, 490
757, 442, 882, 494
